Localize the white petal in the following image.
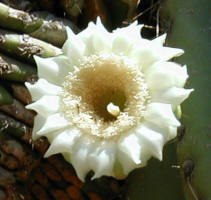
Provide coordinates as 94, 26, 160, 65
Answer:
130, 45, 159, 70
63, 27, 85, 65
89, 32, 111, 53
26, 95, 60, 118
78, 22, 95, 41
118, 133, 141, 165
117, 149, 138, 175
96, 17, 109, 34
89, 143, 115, 179
136, 125, 164, 160
156, 46, 184, 61
167, 125, 178, 140
35, 55, 73, 86
152, 33, 167, 45
37, 113, 69, 135
131, 46, 184, 71
25, 79, 62, 101
78, 18, 113, 55
79, 17, 110, 40
112, 34, 133, 54
113, 21, 144, 43
151, 87, 194, 108
44, 128, 81, 157
32, 114, 46, 140
144, 103, 180, 128
146, 62, 188, 91
71, 138, 92, 181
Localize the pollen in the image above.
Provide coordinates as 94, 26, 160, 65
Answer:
61, 54, 150, 139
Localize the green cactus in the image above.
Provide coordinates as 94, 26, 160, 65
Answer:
0, 30, 62, 64
0, 85, 13, 106
125, 1, 210, 200
126, 143, 185, 200
0, 53, 36, 82
59, 0, 85, 20
161, 0, 211, 199
1, 1, 209, 199
0, 3, 79, 47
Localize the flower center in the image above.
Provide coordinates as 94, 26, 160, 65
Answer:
61, 54, 150, 139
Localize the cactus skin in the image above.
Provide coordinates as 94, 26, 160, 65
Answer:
0, 3, 79, 47
59, 0, 84, 20
0, 30, 62, 64
0, 85, 13, 106
104, 0, 128, 28
0, 53, 36, 82
126, 143, 185, 200
161, 0, 211, 199
9, 83, 32, 105
0, 2, 42, 33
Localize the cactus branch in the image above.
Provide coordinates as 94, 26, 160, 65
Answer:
0, 112, 31, 139
0, 85, 13, 106
0, 99, 35, 126
10, 83, 32, 105
0, 2, 79, 47
0, 2, 42, 32
0, 30, 62, 64
0, 53, 36, 82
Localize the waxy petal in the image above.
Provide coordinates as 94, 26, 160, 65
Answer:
136, 125, 164, 160
44, 128, 81, 157
26, 95, 60, 118
152, 33, 167, 45
118, 133, 141, 165
37, 113, 69, 135
131, 46, 184, 71
113, 21, 144, 43
151, 87, 194, 108
89, 143, 115, 179
144, 103, 180, 128
146, 62, 188, 91
32, 114, 46, 140
25, 78, 62, 101
112, 34, 133, 54
71, 139, 91, 181
35, 55, 73, 86
63, 27, 85, 66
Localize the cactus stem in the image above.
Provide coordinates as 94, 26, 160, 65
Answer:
0, 2, 79, 47
0, 85, 13, 106
10, 83, 32, 105
0, 99, 35, 126
0, 30, 62, 64
0, 53, 36, 82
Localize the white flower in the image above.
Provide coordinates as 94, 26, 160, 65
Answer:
25, 18, 193, 181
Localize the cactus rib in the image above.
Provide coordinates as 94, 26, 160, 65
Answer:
161, 0, 211, 199
0, 2, 79, 47
0, 53, 36, 82
0, 30, 62, 64
0, 85, 13, 106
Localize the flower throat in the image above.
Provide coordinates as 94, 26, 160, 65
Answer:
61, 54, 150, 139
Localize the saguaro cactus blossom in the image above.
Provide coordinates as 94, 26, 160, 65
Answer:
26, 18, 193, 181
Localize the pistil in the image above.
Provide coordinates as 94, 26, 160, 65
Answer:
107, 102, 120, 117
